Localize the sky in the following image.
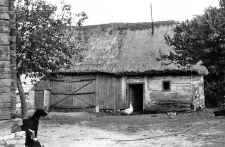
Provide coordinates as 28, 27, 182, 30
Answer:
47, 0, 219, 26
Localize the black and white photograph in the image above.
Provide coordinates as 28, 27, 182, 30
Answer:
0, 0, 224, 147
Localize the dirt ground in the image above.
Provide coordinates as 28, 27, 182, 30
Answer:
1, 109, 225, 147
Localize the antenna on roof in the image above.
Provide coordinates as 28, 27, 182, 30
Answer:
150, 3, 154, 35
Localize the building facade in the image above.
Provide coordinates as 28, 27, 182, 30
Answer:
34, 22, 207, 112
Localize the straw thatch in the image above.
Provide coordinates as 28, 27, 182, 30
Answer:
59, 21, 208, 75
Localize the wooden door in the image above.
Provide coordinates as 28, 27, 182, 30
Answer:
50, 76, 96, 109
128, 84, 144, 112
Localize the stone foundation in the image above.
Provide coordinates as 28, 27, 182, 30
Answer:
0, 131, 25, 147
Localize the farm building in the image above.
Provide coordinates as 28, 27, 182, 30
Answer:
0, 0, 17, 120
34, 21, 208, 112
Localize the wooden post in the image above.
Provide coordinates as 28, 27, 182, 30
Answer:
44, 90, 50, 111
121, 76, 127, 108
144, 76, 149, 111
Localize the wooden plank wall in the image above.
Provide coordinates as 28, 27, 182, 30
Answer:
35, 74, 124, 111
96, 75, 124, 109
146, 76, 193, 112
34, 79, 50, 109
50, 75, 96, 109
35, 79, 51, 90
70, 76, 95, 109
35, 91, 44, 109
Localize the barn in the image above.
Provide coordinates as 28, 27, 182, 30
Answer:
34, 22, 208, 112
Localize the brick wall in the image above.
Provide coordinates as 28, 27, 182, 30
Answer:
0, 0, 16, 120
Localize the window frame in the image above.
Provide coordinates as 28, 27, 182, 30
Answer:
162, 80, 171, 92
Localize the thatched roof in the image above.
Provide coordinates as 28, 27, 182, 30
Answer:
59, 21, 208, 75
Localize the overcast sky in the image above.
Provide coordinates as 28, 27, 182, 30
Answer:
47, 0, 219, 26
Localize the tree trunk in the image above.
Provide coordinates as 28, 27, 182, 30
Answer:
17, 73, 27, 118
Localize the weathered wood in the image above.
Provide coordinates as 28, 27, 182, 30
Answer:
150, 92, 191, 100
121, 76, 127, 109
51, 80, 94, 107
48, 75, 96, 109
147, 76, 193, 111
50, 78, 96, 83
35, 79, 50, 90
43, 90, 50, 110
95, 75, 123, 109
127, 77, 144, 83
35, 90, 44, 109
51, 92, 95, 96
35, 74, 205, 113
144, 77, 148, 110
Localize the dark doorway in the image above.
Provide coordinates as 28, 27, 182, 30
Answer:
128, 84, 144, 112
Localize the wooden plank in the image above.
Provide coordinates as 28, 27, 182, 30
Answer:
69, 76, 95, 108
144, 76, 148, 110
91, 77, 96, 108
113, 77, 117, 110
97, 75, 103, 109
127, 77, 144, 83
117, 77, 123, 109
51, 79, 94, 107
116, 77, 122, 109
72, 95, 94, 108
150, 93, 191, 100
35, 79, 50, 90
109, 76, 115, 109
50, 78, 96, 83
51, 92, 95, 96
147, 99, 192, 112
51, 80, 93, 106
103, 76, 107, 109
95, 75, 99, 107
35, 91, 44, 109
121, 76, 126, 109
106, 75, 110, 109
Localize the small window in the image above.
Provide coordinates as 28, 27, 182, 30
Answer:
162, 81, 171, 91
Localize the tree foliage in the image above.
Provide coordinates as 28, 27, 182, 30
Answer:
15, 0, 87, 118
160, 0, 225, 107
16, 0, 87, 77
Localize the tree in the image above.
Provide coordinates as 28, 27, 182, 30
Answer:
159, 0, 225, 107
15, 0, 87, 118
